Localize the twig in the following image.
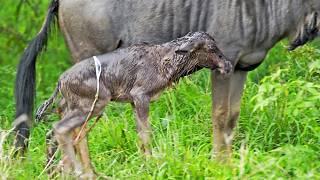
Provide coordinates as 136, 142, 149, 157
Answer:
74, 56, 102, 144
38, 147, 59, 177
0, 128, 15, 159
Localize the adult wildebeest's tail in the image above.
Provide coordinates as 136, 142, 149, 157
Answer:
35, 83, 60, 122
14, 0, 59, 154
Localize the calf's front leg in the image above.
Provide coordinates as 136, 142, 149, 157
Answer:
132, 95, 152, 155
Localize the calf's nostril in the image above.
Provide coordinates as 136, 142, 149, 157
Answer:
226, 62, 232, 73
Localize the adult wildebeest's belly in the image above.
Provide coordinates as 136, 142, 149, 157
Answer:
58, 0, 285, 67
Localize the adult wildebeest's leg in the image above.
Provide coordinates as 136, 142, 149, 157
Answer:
212, 71, 247, 161
132, 95, 152, 155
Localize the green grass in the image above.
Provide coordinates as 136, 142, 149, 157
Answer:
1, 1, 320, 179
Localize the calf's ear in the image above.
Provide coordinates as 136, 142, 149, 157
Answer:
175, 49, 189, 55
175, 41, 205, 55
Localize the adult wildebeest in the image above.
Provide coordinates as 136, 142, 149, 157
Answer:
36, 32, 231, 176
14, 0, 320, 160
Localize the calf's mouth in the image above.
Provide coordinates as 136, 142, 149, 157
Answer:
217, 61, 233, 75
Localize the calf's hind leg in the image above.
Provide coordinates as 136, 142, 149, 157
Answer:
45, 130, 59, 174
54, 110, 87, 176
48, 113, 103, 178
74, 127, 97, 177
45, 129, 74, 177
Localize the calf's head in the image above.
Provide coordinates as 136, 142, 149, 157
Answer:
175, 32, 232, 75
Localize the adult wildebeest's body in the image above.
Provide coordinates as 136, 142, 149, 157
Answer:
14, 0, 320, 159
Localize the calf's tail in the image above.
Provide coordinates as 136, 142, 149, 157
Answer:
14, 0, 59, 154
35, 83, 60, 122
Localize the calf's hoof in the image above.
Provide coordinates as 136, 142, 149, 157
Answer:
79, 172, 97, 180
144, 149, 152, 157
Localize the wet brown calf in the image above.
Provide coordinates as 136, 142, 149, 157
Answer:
36, 32, 232, 177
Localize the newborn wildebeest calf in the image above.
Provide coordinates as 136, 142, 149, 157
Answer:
36, 32, 232, 177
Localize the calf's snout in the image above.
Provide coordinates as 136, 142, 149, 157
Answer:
217, 60, 232, 75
